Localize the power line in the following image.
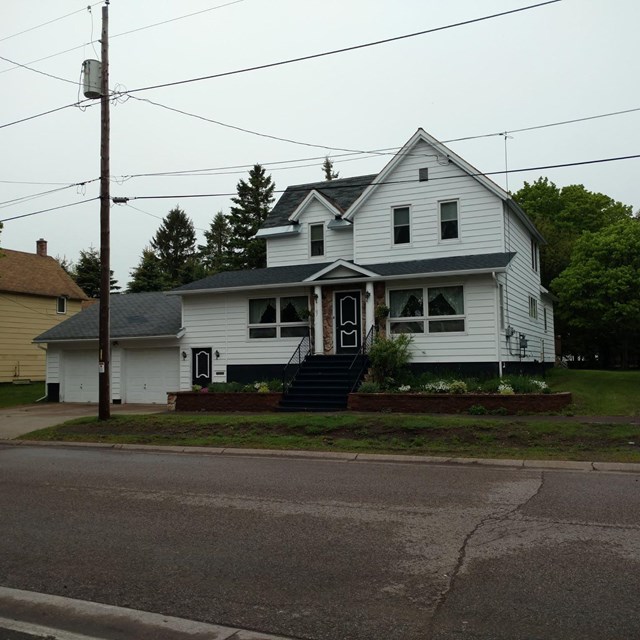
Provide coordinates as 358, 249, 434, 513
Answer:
0, 1, 563, 132
0, 197, 99, 223
3, 153, 638, 223
0, 180, 97, 209
112, 153, 640, 202
0, 98, 96, 131
0, 0, 247, 76
0, 2, 101, 43
0, 53, 77, 85
120, 1, 562, 97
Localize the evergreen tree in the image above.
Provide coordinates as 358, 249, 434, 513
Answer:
55, 255, 75, 275
150, 206, 198, 287
73, 246, 120, 298
199, 211, 231, 274
227, 165, 275, 270
322, 156, 339, 181
128, 247, 167, 292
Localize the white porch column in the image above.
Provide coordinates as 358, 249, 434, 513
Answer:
365, 281, 375, 332
313, 285, 323, 355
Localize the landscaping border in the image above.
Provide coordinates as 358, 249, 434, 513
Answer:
169, 391, 572, 414
347, 392, 572, 414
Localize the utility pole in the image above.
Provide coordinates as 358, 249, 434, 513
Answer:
98, 0, 111, 420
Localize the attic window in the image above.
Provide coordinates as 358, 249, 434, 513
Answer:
56, 296, 67, 314
419, 167, 429, 182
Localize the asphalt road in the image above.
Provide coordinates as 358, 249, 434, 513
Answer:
1, 445, 639, 639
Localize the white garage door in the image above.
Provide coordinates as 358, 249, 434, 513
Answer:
63, 351, 99, 403
124, 348, 179, 404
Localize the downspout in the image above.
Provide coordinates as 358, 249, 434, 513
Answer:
491, 272, 503, 378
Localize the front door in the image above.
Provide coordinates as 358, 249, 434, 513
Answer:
335, 291, 361, 354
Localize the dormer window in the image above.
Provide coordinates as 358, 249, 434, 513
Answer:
56, 296, 67, 314
310, 223, 324, 256
393, 206, 411, 245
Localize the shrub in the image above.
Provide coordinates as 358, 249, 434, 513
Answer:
398, 384, 411, 392
358, 381, 382, 393
448, 380, 468, 394
192, 384, 202, 392
368, 334, 413, 385
207, 382, 246, 393
498, 383, 515, 395
266, 379, 283, 392
468, 405, 488, 415
424, 380, 451, 393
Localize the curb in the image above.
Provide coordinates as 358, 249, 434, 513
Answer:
0, 586, 295, 640
3, 438, 640, 473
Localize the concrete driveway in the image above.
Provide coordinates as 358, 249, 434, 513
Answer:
0, 403, 164, 440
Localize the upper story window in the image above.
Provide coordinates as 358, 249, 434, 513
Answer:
439, 200, 459, 240
388, 285, 465, 334
249, 296, 309, 339
393, 206, 411, 245
529, 295, 538, 320
531, 239, 539, 272
56, 296, 67, 314
310, 223, 324, 257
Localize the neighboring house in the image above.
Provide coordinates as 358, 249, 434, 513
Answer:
34, 292, 182, 403
0, 239, 87, 383
36, 128, 555, 404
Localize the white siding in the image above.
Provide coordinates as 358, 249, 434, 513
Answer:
354, 140, 505, 264
180, 287, 313, 390
501, 207, 555, 363
111, 346, 121, 401
267, 199, 353, 267
384, 276, 498, 364
45, 347, 60, 384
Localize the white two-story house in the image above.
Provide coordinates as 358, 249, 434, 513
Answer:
173, 128, 555, 388
36, 129, 555, 404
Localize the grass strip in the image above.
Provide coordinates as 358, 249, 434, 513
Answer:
22, 413, 640, 462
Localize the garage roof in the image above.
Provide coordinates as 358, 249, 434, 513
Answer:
34, 292, 182, 342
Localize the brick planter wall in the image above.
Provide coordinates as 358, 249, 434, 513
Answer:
347, 392, 572, 414
172, 392, 283, 412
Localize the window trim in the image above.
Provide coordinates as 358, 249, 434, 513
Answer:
438, 199, 460, 242
248, 295, 309, 340
529, 295, 538, 320
309, 222, 325, 258
56, 296, 67, 315
391, 205, 412, 247
387, 284, 466, 335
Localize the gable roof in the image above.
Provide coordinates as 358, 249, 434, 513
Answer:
0, 248, 87, 300
344, 129, 545, 243
261, 174, 377, 230
34, 292, 182, 342
171, 253, 514, 295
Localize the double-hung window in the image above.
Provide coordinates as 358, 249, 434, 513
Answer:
249, 296, 309, 339
56, 296, 67, 314
439, 200, 459, 240
529, 296, 538, 320
389, 285, 465, 334
310, 223, 324, 257
393, 206, 411, 245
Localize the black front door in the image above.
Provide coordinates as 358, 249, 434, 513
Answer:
191, 347, 212, 387
335, 291, 361, 354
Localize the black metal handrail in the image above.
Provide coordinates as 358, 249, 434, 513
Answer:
282, 334, 311, 393
349, 325, 375, 391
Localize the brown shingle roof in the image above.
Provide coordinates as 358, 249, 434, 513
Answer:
0, 248, 88, 300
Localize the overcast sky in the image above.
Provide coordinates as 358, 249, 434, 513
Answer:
2, 0, 639, 286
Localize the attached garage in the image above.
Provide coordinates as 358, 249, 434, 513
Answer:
123, 348, 179, 404
62, 350, 98, 403
35, 292, 183, 405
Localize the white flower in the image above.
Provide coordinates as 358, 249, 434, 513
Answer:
398, 384, 411, 392
531, 379, 548, 390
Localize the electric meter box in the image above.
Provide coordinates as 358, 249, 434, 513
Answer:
82, 59, 102, 99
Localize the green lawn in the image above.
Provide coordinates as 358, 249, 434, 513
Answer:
0, 382, 46, 409
22, 412, 640, 462
547, 369, 640, 415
